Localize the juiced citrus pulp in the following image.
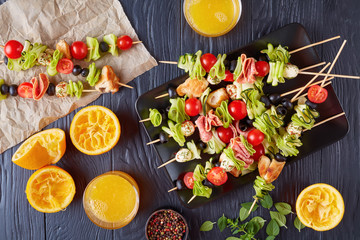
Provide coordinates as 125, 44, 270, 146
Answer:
296, 183, 344, 231
70, 105, 121, 155
12, 128, 66, 170
26, 166, 76, 213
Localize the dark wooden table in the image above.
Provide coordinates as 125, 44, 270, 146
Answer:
1, 0, 359, 239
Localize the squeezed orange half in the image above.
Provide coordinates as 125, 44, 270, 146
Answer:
184, 0, 242, 37
83, 171, 140, 229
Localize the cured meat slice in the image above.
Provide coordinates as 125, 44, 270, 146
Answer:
230, 137, 254, 168
235, 54, 258, 84
195, 116, 212, 143
32, 73, 49, 101
205, 110, 223, 132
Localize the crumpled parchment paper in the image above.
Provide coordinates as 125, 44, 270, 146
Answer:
0, 0, 157, 154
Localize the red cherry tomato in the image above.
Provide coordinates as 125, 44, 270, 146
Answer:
117, 35, 133, 50
207, 167, 228, 186
224, 70, 234, 82
4, 40, 24, 59
251, 144, 265, 161
255, 61, 270, 77
247, 129, 264, 146
185, 98, 202, 116
56, 58, 74, 74
307, 85, 328, 103
200, 53, 217, 72
17, 82, 33, 98
228, 100, 247, 120
70, 41, 88, 60
217, 126, 234, 144
183, 172, 194, 189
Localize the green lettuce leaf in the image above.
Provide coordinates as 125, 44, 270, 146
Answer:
189, 50, 206, 80
186, 140, 201, 159
103, 34, 118, 56
161, 120, 185, 146
46, 49, 62, 76
215, 100, 234, 128
168, 98, 190, 124
85, 37, 101, 62
178, 53, 196, 73
209, 54, 226, 80
193, 180, 212, 198
204, 129, 226, 154
149, 109, 162, 127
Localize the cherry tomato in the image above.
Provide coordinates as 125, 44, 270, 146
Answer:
183, 172, 194, 189
207, 167, 228, 186
247, 129, 264, 146
255, 61, 270, 77
251, 144, 265, 161
228, 100, 247, 120
307, 85, 328, 103
56, 58, 74, 74
200, 53, 217, 72
185, 98, 202, 116
17, 82, 33, 98
117, 35, 133, 50
70, 41, 88, 60
217, 126, 233, 144
4, 40, 23, 59
224, 70, 234, 82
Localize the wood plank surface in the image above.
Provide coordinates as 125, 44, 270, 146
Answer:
0, 0, 359, 239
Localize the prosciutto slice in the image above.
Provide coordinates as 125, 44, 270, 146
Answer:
234, 120, 254, 138
195, 116, 213, 143
235, 54, 258, 84
205, 110, 223, 132
229, 124, 238, 138
31, 73, 49, 101
230, 137, 254, 168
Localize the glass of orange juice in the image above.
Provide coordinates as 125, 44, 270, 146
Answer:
83, 171, 140, 229
184, 0, 242, 37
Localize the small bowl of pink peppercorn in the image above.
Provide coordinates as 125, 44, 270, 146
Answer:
145, 209, 189, 240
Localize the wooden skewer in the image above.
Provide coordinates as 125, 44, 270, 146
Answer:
298, 71, 360, 80
0, 45, 3, 48
187, 195, 196, 204
289, 35, 341, 54
248, 198, 258, 215
82, 89, 98, 93
303, 112, 346, 132
168, 187, 178, 192
158, 158, 176, 169
139, 118, 150, 122
321, 40, 347, 87
159, 60, 177, 64
0, 61, 3, 64
291, 63, 330, 102
116, 82, 134, 89
133, 41, 142, 45
155, 93, 169, 99
281, 77, 334, 97
292, 81, 332, 102
299, 62, 326, 72
147, 139, 161, 145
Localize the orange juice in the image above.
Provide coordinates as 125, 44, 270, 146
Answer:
184, 0, 242, 37
83, 171, 139, 229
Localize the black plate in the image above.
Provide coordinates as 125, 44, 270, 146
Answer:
135, 23, 349, 208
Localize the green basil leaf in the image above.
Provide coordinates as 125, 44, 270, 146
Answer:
270, 211, 287, 228
294, 216, 306, 232
241, 202, 258, 212
265, 236, 276, 240
260, 194, 273, 209
217, 214, 227, 232
274, 202, 293, 215
239, 207, 250, 221
199, 221, 214, 231
226, 237, 241, 240
249, 216, 266, 229
266, 219, 280, 236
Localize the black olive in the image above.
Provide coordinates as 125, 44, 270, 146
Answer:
81, 68, 89, 77
238, 121, 248, 132
260, 95, 272, 108
1, 84, 9, 95
165, 106, 171, 113
176, 179, 186, 190
258, 55, 268, 62
269, 93, 282, 105
244, 117, 253, 127
214, 162, 221, 167
276, 106, 287, 116
99, 41, 109, 52
9, 85, 18, 96
202, 179, 215, 188
159, 132, 169, 144
305, 100, 318, 110
4, 56, 8, 65
275, 153, 287, 162
72, 65, 82, 76
47, 83, 56, 96
198, 141, 207, 150
281, 98, 293, 110
224, 59, 230, 69
229, 60, 237, 72
168, 87, 177, 99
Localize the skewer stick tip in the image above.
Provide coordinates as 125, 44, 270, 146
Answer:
157, 158, 176, 169
168, 187, 178, 193
187, 195, 196, 204
139, 118, 151, 123
117, 82, 134, 89
155, 93, 169, 99
146, 139, 161, 145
